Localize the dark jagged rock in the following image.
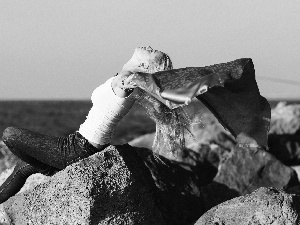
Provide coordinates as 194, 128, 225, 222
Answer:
2, 145, 206, 225
195, 187, 300, 225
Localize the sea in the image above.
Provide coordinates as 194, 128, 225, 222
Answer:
0, 99, 299, 144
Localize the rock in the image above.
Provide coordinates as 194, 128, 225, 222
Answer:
2, 144, 206, 225
134, 146, 206, 225
270, 102, 300, 135
3, 145, 166, 225
268, 133, 300, 165
0, 204, 11, 225
268, 102, 300, 165
195, 187, 300, 225
129, 111, 235, 178
200, 146, 300, 210
131, 132, 300, 212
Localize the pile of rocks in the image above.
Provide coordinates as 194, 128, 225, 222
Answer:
1, 142, 299, 225
1, 102, 300, 225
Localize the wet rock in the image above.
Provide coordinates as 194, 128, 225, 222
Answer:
195, 187, 300, 225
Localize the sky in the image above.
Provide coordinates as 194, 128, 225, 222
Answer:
1, 0, 300, 100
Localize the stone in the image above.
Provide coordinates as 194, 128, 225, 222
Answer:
270, 102, 300, 135
2, 144, 207, 225
131, 132, 300, 212
200, 146, 300, 210
268, 102, 300, 165
3, 145, 166, 225
0, 204, 11, 225
195, 187, 300, 225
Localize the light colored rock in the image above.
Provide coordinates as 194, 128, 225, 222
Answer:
200, 146, 299, 210
2, 145, 166, 225
270, 102, 300, 135
196, 187, 300, 225
0, 204, 11, 225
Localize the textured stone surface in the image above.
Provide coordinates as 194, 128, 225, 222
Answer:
0, 204, 11, 225
3, 145, 166, 225
200, 146, 300, 210
1, 144, 208, 225
195, 187, 300, 225
270, 102, 300, 135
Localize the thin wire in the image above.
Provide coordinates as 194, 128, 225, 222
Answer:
257, 75, 300, 86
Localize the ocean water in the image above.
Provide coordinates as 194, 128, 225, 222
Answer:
0, 100, 155, 144
0, 99, 299, 143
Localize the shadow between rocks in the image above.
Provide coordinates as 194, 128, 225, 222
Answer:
119, 145, 207, 225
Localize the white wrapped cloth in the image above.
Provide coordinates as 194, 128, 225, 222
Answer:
78, 77, 137, 144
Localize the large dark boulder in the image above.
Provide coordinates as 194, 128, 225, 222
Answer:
195, 187, 300, 225
2, 144, 206, 225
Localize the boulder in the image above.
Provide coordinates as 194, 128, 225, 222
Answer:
2, 145, 166, 225
195, 187, 300, 225
268, 102, 300, 165
2, 144, 206, 225
270, 102, 300, 135
200, 146, 300, 210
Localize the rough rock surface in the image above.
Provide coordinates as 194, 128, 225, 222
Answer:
268, 102, 300, 165
200, 146, 300, 210
2, 144, 207, 225
132, 133, 299, 213
3, 145, 166, 225
270, 102, 300, 135
195, 187, 300, 225
0, 204, 11, 225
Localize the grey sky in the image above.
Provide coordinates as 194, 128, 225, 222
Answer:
1, 0, 300, 100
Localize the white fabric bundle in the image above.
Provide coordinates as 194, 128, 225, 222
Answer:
78, 77, 136, 144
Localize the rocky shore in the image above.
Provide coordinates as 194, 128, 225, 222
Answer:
1, 102, 300, 224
